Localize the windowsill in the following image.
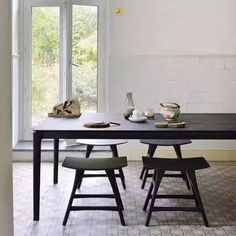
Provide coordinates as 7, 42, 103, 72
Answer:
13, 140, 110, 152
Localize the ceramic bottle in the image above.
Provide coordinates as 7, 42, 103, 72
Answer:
123, 92, 135, 119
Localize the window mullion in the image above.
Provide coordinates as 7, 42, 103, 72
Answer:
62, 0, 72, 100
23, 3, 33, 140
59, 5, 64, 102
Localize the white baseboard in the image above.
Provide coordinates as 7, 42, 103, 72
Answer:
13, 149, 236, 162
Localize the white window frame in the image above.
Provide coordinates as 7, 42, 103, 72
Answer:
68, 0, 108, 113
20, 0, 107, 140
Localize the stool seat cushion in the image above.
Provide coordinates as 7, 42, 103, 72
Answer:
76, 139, 128, 146
63, 156, 127, 170
140, 139, 191, 146
142, 156, 210, 171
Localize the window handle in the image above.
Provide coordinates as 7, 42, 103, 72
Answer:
72, 63, 79, 68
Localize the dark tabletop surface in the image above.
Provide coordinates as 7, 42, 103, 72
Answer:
34, 113, 236, 132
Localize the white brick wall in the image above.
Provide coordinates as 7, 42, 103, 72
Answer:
108, 55, 236, 152
109, 55, 236, 114
187, 103, 213, 113
199, 57, 225, 69
225, 58, 236, 69
108, 0, 236, 153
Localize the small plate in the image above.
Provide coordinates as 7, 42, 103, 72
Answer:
128, 116, 147, 123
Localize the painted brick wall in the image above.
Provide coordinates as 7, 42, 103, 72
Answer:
106, 0, 236, 157
108, 55, 236, 153
109, 56, 236, 114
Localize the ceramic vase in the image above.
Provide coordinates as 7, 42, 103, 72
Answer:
123, 92, 135, 119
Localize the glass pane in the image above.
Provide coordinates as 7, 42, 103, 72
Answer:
72, 5, 98, 112
32, 7, 60, 126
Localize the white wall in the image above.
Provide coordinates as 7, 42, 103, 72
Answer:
110, 0, 236, 55
108, 0, 236, 153
0, 0, 14, 235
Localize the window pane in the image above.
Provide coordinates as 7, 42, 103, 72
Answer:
72, 5, 97, 112
32, 7, 60, 126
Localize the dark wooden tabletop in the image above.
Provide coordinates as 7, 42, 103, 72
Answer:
33, 113, 236, 139
32, 112, 236, 221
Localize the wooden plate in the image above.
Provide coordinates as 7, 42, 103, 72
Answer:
155, 121, 186, 128
48, 112, 81, 118
83, 121, 110, 128
155, 122, 168, 128
168, 121, 186, 128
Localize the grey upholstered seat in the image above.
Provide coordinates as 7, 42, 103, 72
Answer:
76, 139, 127, 146
140, 139, 192, 146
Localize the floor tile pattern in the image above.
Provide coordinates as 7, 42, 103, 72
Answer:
13, 160, 236, 236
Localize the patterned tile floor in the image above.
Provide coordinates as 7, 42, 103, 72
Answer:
13, 161, 236, 236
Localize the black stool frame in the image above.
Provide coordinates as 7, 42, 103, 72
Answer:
140, 144, 190, 190
77, 144, 126, 189
63, 169, 125, 226
142, 157, 209, 227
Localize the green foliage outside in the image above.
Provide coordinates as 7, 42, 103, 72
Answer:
32, 6, 97, 125
72, 6, 97, 112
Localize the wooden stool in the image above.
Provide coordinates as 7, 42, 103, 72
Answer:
62, 156, 127, 226
76, 139, 127, 189
142, 156, 210, 227
140, 139, 192, 189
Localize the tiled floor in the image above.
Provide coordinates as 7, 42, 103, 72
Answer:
13, 161, 236, 236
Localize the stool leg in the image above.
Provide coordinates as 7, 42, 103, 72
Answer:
145, 170, 164, 227
110, 145, 126, 190
140, 146, 151, 179
63, 170, 84, 226
187, 170, 209, 227
77, 145, 94, 189
85, 145, 94, 158
140, 166, 146, 180
143, 170, 157, 211
173, 145, 190, 190
106, 169, 125, 226
141, 144, 157, 189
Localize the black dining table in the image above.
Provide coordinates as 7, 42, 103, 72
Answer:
33, 112, 236, 220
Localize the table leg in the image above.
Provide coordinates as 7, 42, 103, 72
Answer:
53, 139, 59, 184
33, 131, 42, 221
